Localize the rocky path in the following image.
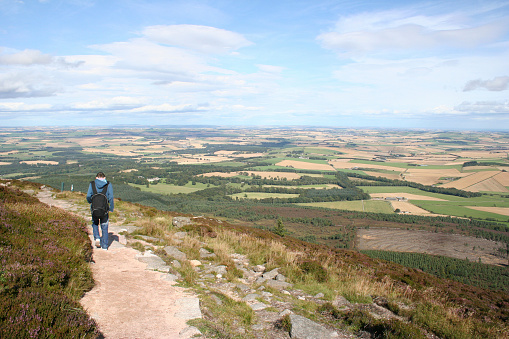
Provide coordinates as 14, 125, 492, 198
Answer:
36, 188, 203, 339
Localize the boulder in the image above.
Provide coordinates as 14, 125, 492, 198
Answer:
173, 231, 187, 239
332, 295, 350, 308
289, 314, 339, 339
172, 216, 192, 228
189, 260, 202, 267
242, 293, 261, 301
253, 265, 266, 273
199, 248, 217, 259
275, 274, 286, 282
265, 280, 293, 290
262, 268, 279, 280
164, 246, 187, 261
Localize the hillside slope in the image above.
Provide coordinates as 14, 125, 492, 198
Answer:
1, 179, 508, 338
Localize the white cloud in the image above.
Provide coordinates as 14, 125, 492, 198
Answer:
0, 102, 52, 111
463, 76, 509, 91
90, 38, 234, 82
132, 103, 208, 113
0, 49, 52, 65
0, 71, 59, 98
0, 48, 84, 68
142, 25, 253, 54
455, 100, 509, 113
317, 7, 509, 57
72, 96, 145, 110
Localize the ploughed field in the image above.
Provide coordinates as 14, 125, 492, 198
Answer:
357, 228, 506, 266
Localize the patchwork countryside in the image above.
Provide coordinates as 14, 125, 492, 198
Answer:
1, 126, 508, 338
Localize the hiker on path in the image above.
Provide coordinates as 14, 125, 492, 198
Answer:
87, 172, 114, 250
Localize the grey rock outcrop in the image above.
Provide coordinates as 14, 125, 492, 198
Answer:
199, 248, 217, 259
266, 280, 293, 290
289, 314, 339, 339
164, 246, 187, 261
172, 217, 192, 228
136, 252, 170, 272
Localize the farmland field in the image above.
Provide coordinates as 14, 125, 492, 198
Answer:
357, 228, 506, 266
129, 182, 214, 194
230, 192, 300, 200
1, 126, 508, 266
298, 200, 394, 213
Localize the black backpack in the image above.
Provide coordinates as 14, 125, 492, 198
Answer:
90, 181, 109, 219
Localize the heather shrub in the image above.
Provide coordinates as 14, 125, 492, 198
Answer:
0, 288, 97, 338
0, 184, 97, 337
299, 260, 328, 283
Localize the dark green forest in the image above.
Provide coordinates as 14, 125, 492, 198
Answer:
362, 250, 509, 292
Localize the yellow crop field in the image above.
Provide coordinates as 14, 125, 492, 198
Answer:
329, 159, 403, 172
494, 172, 509, 186
202, 171, 302, 180
466, 206, 509, 216
441, 171, 499, 190
83, 148, 138, 157
468, 178, 509, 192
403, 168, 466, 186
390, 201, 433, 215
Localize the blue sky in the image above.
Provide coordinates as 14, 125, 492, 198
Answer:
1, 0, 508, 129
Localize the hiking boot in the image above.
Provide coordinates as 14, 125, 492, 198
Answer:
95, 239, 101, 248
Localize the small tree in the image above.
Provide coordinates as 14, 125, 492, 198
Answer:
273, 218, 287, 237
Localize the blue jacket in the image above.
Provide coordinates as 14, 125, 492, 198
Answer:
87, 178, 114, 212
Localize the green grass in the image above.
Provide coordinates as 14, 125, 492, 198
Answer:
298, 200, 394, 213
351, 159, 463, 171
359, 186, 509, 220
230, 192, 300, 200
413, 201, 509, 221
129, 181, 216, 194
304, 147, 343, 155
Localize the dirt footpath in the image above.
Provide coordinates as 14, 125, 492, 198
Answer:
81, 244, 192, 339
36, 188, 201, 339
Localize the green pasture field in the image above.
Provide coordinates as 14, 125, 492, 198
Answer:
303, 147, 342, 155
413, 200, 509, 222
8, 151, 55, 160
230, 192, 300, 199
129, 181, 215, 194
351, 159, 463, 170
298, 200, 394, 213
284, 157, 331, 165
